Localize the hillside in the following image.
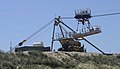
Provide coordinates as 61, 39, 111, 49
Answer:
0, 50, 120, 69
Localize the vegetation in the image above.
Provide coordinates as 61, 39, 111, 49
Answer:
0, 50, 120, 69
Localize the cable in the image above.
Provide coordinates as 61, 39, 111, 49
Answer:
27, 25, 52, 44
26, 19, 53, 40
61, 17, 74, 19
93, 8, 120, 14
92, 12, 120, 17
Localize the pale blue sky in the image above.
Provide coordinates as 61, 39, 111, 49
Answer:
0, 0, 120, 53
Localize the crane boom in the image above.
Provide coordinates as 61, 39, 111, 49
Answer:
9, 19, 53, 52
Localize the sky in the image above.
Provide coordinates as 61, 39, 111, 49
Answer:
0, 0, 120, 53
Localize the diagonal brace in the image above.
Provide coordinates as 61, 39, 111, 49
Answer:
82, 37, 105, 54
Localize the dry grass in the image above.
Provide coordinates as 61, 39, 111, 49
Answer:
0, 50, 120, 69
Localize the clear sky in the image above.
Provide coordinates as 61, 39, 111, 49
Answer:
0, 0, 120, 53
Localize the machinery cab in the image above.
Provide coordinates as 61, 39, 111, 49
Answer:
58, 38, 85, 52
75, 9, 91, 19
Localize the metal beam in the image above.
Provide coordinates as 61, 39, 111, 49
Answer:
82, 37, 105, 54
51, 24, 56, 51
60, 21, 76, 33
59, 24, 65, 38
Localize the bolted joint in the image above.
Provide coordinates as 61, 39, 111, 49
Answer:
54, 16, 61, 26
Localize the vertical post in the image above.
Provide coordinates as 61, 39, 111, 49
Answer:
10, 41, 12, 52
87, 20, 94, 32
51, 23, 56, 51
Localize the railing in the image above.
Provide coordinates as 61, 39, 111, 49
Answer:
72, 25, 101, 38
54, 32, 73, 41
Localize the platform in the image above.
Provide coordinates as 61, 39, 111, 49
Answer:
54, 26, 101, 41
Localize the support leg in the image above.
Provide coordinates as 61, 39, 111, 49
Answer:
51, 24, 56, 51
82, 37, 105, 54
